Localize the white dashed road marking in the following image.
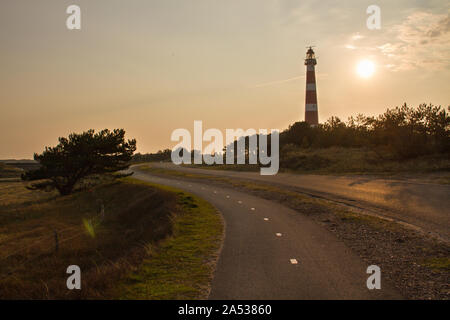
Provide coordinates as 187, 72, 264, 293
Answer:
290, 259, 298, 265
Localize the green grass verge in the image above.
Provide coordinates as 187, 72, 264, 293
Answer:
116, 179, 223, 300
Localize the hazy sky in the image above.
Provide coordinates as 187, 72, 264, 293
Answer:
1, 0, 449, 158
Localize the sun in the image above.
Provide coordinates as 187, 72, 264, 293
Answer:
357, 60, 375, 78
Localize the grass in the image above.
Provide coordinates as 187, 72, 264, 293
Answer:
0, 180, 56, 209
0, 163, 23, 178
281, 147, 450, 176
423, 257, 450, 272
0, 178, 223, 299
117, 181, 223, 299
180, 147, 450, 178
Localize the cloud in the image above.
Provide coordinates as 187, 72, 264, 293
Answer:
377, 12, 450, 71
344, 33, 367, 50
352, 33, 365, 41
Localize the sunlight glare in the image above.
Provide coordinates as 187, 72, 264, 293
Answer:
357, 60, 375, 78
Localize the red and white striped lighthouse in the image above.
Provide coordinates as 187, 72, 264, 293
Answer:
304, 47, 319, 126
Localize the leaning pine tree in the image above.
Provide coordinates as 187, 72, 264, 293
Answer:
22, 129, 137, 195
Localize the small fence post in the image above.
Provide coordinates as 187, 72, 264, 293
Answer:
54, 230, 59, 253
97, 199, 105, 220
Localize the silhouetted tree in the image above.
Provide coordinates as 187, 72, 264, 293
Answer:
22, 129, 136, 195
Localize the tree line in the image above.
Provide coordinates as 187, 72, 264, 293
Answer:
281, 103, 449, 159
23, 104, 447, 196
136, 104, 449, 163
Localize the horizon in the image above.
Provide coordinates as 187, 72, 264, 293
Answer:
1, 0, 449, 159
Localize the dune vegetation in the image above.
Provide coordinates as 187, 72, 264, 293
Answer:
0, 178, 222, 299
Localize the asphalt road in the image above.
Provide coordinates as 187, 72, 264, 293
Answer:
149, 163, 450, 242
132, 167, 401, 299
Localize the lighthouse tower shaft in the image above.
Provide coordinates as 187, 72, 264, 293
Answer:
304, 47, 319, 126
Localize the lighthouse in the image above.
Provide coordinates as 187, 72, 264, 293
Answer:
304, 47, 319, 126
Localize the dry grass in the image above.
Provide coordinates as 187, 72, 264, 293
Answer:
181, 147, 450, 178
0, 179, 178, 299
280, 147, 450, 175
0, 177, 223, 299
0, 163, 23, 179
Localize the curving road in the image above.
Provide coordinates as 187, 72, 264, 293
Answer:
132, 166, 401, 299
148, 163, 450, 242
